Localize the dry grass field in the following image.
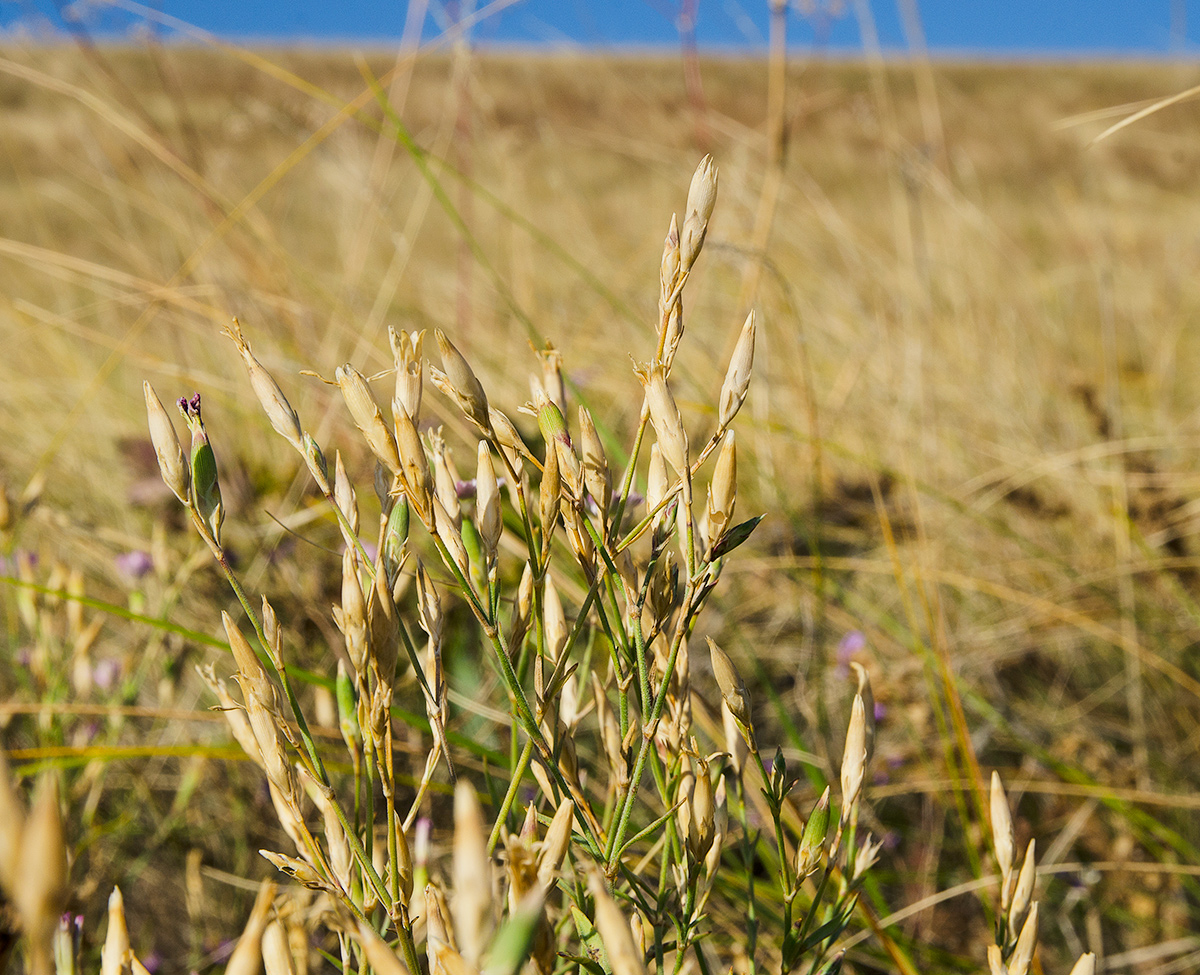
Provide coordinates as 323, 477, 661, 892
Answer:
2, 39, 1200, 975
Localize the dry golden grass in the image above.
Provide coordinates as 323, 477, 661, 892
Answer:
2, 40, 1200, 974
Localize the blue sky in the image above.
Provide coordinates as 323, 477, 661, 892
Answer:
0, 1, 1196, 55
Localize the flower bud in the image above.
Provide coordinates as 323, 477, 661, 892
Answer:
143, 382, 189, 504
475, 441, 502, 561
224, 320, 303, 451
840, 694, 868, 815
178, 393, 224, 544
636, 364, 688, 476
578, 406, 612, 520
435, 329, 492, 436
680, 154, 718, 273
336, 365, 401, 476
718, 311, 756, 429
389, 326, 425, 422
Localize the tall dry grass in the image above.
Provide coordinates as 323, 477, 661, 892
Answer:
0, 32, 1198, 975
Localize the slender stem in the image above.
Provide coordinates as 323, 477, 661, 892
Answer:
488, 737, 534, 854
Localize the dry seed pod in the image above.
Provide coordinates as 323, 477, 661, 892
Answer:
475, 441, 502, 560
452, 781, 493, 965
197, 663, 263, 771
335, 365, 402, 476
840, 694, 868, 816
14, 774, 69, 975
225, 880, 277, 975
354, 921, 409, 975
537, 343, 568, 419
1008, 839, 1037, 940
660, 213, 681, 301
434, 498, 471, 580
425, 883, 457, 974
718, 311, 756, 430
586, 869, 647, 975
416, 562, 444, 645
100, 887, 131, 975
635, 363, 689, 476
1007, 902, 1039, 975
721, 699, 747, 776
488, 407, 529, 470
577, 406, 612, 521
225, 614, 294, 806
435, 329, 492, 436
338, 548, 368, 676
707, 638, 750, 729
680, 154, 718, 273
508, 562, 535, 657
990, 771, 1015, 897
392, 399, 433, 522
261, 920, 297, 975
259, 851, 327, 891
986, 945, 1007, 975
430, 430, 462, 527
688, 754, 715, 861
539, 440, 561, 550
143, 382, 189, 505
389, 326, 425, 423
395, 815, 414, 907
537, 799, 575, 888
1068, 954, 1097, 975
646, 444, 670, 541
0, 750, 25, 891
225, 320, 303, 452
333, 452, 359, 540
849, 661, 876, 767
706, 431, 737, 549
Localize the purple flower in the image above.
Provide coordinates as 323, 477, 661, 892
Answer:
874, 701, 888, 723
835, 630, 866, 677
115, 550, 154, 580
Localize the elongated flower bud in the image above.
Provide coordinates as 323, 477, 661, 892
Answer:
707, 638, 750, 728
840, 694, 868, 816
660, 213, 681, 304
476, 441, 502, 560
389, 326, 425, 422
453, 782, 493, 965
578, 406, 612, 520
636, 364, 688, 476
990, 771, 1015, 894
795, 787, 831, 878
435, 329, 492, 436
706, 430, 737, 551
537, 799, 575, 887
178, 393, 224, 544
1068, 954, 1097, 975
143, 382, 189, 504
718, 311, 756, 429
392, 399, 433, 522
100, 887, 130, 975
336, 365, 401, 476
224, 320, 303, 451
1008, 839, 1037, 941
1008, 902, 1039, 975
15, 773, 69, 975
430, 430, 461, 527
587, 870, 647, 975
680, 154, 718, 273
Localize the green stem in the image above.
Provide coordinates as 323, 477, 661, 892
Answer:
488, 738, 534, 854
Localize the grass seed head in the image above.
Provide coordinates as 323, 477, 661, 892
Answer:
705, 431, 737, 551
335, 365, 402, 477
142, 382, 189, 505
577, 406, 612, 519
392, 399, 433, 522
1007, 902, 1039, 975
718, 311, 756, 430
435, 329, 492, 437
100, 887, 130, 975
389, 326, 425, 423
840, 694, 868, 817
1008, 839, 1037, 942
224, 320, 303, 452
990, 771, 1015, 894
680, 154, 718, 273
635, 363, 689, 476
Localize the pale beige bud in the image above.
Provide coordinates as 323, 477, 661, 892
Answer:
689, 755, 714, 861
389, 326, 425, 422
706, 431, 737, 548
646, 444, 669, 523
635, 363, 689, 476
261, 920, 296, 975
14, 774, 69, 974
430, 429, 461, 527
849, 661, 875, 768
339, 548, 368, 675
99, 887, 131, 975
840, 694, 868, 816
336, 365, 401, 475
586, 869, 647, 975
355, 921, 410, 975
395, 816, 414, 907
680, 154, 718, 273
488, 407, 529, 469
0, 751, 24, 892
197, 663, 262, 771
434, 498, 470, 580
425, 883, 457, 974
1068, 954, 1097, 975
509, 562, 535, 656
225, 321, 303, 452
143, 382, 189, 504
333, 452, 358, 538
543, 574, 568, 663
660, 213, 681, 302
225, 880, 276, 975
538, 343, 567, 420
578, 406, 612, 520
718, 311, 756, 429
452, 781, 493, 965
708, 638, 750, 728
476, 441, 502, 560
259, 850, 327, 890
1008, 839, 1037, 941
435, 329, 492, 436
990, 771, 1015, 891
539, 440, 561, 549
416, 561, 444, 645
392, 398, 433, 521
986, 944, 1007, 975
537, 799, 575, 887
721, 700, 746, 775
1007, 902, 1039, 975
